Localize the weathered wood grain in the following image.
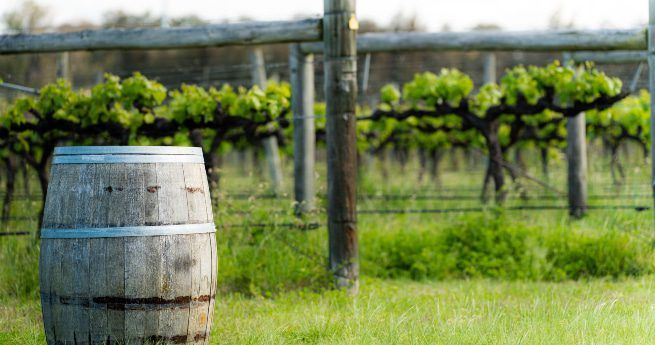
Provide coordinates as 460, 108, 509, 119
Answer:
124, 235, 163, 342
199, 165, 213, 223
70, 238, 90, 343
159, 235, 193, 343
143, 163, 159, 226
106, 237, 125, 340
58, 164, 81, 228
88, 238, 108, 343
183, 163, 209, 224
157, 163, 189, 225
324, 0, 360, 292
73, 164, 96, 227
38, 240, 55, 344
124, 237, 148, 341
56, 239, 75, 342
90, 164, 111, 228
0, 18, 322, 54
47, 239, 64, 344
108, 163, 145, 227
187, 233, 213, 344
41, 164, 63, 229
144, 237, 163, 341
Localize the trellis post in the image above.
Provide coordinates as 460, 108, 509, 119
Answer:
250, 48, 284, 196
649, 0, 655, 218
482, 52, 496, 84
56, 52, 70, 81
566, 112, 588, 218
324, 0, 359, 292
289, 44, 316, 215
481, 52, 496, 189
562, 52, 588, 218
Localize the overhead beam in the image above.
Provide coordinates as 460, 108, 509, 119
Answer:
0, 18, 322, 54
569, 51, 646, 63
301, 29, 646, 54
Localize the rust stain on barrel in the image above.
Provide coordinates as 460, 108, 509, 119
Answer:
145, 332, 206, 344
72, 294, 212, 310
185, 186, 203, 193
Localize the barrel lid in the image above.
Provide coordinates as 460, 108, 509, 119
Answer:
53, 146, 205, 164
54, 146, 203, 156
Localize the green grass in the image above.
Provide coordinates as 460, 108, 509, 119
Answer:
2, 144, 655, 344
214, 277, 655, 345
3, 277, 655, 344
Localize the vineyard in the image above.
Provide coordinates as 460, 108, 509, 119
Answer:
2, 0, 655, 344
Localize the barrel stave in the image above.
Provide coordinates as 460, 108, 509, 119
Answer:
39, 240, 56, 344
183, 163, 210, 224
143, 163, 159, 226
88, 238, 109, 343
156, 163, 190, 226
106, 237, 126, 341
89, 164, 112, 228
187, 233, 214, 343
42, 164, 63, 229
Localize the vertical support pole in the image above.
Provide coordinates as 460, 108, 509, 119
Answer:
324, 0, 359, 292
202, 66, 211, 88
359, 53, 371, 103
290, 44, 316, 215
482, 53, 496, 85
480, 52, 496, 187
649, 0, 655, 219
56, 52, 70, 81
629, 62, 644, 94
250, 48, 284, 196
562, 52, 588, 218
95, 70, 104, 84
567, 112, 588, 218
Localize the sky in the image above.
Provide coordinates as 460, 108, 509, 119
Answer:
0, 0, 648, 33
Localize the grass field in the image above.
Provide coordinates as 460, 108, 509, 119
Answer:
3, 277, 655, 344
1, 145, 655, 344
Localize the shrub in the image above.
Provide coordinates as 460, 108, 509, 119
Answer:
361, 214, 654, 281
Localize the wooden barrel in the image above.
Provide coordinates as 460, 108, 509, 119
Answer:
39, 146, 216, 345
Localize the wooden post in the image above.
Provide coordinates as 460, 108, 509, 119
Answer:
324, 0, 359, 292
359, 52, 371, 103
629, 62, 644, 93
361, 53, 371, 92
482, 52, 496, 84
567, 112, 588, 218
481, 52, 496, 188
290, 44, 315, 214
250, 48, 284, 195
562, 52, 588, 218
56, 52, 70, 81
649, 0, 655, 219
